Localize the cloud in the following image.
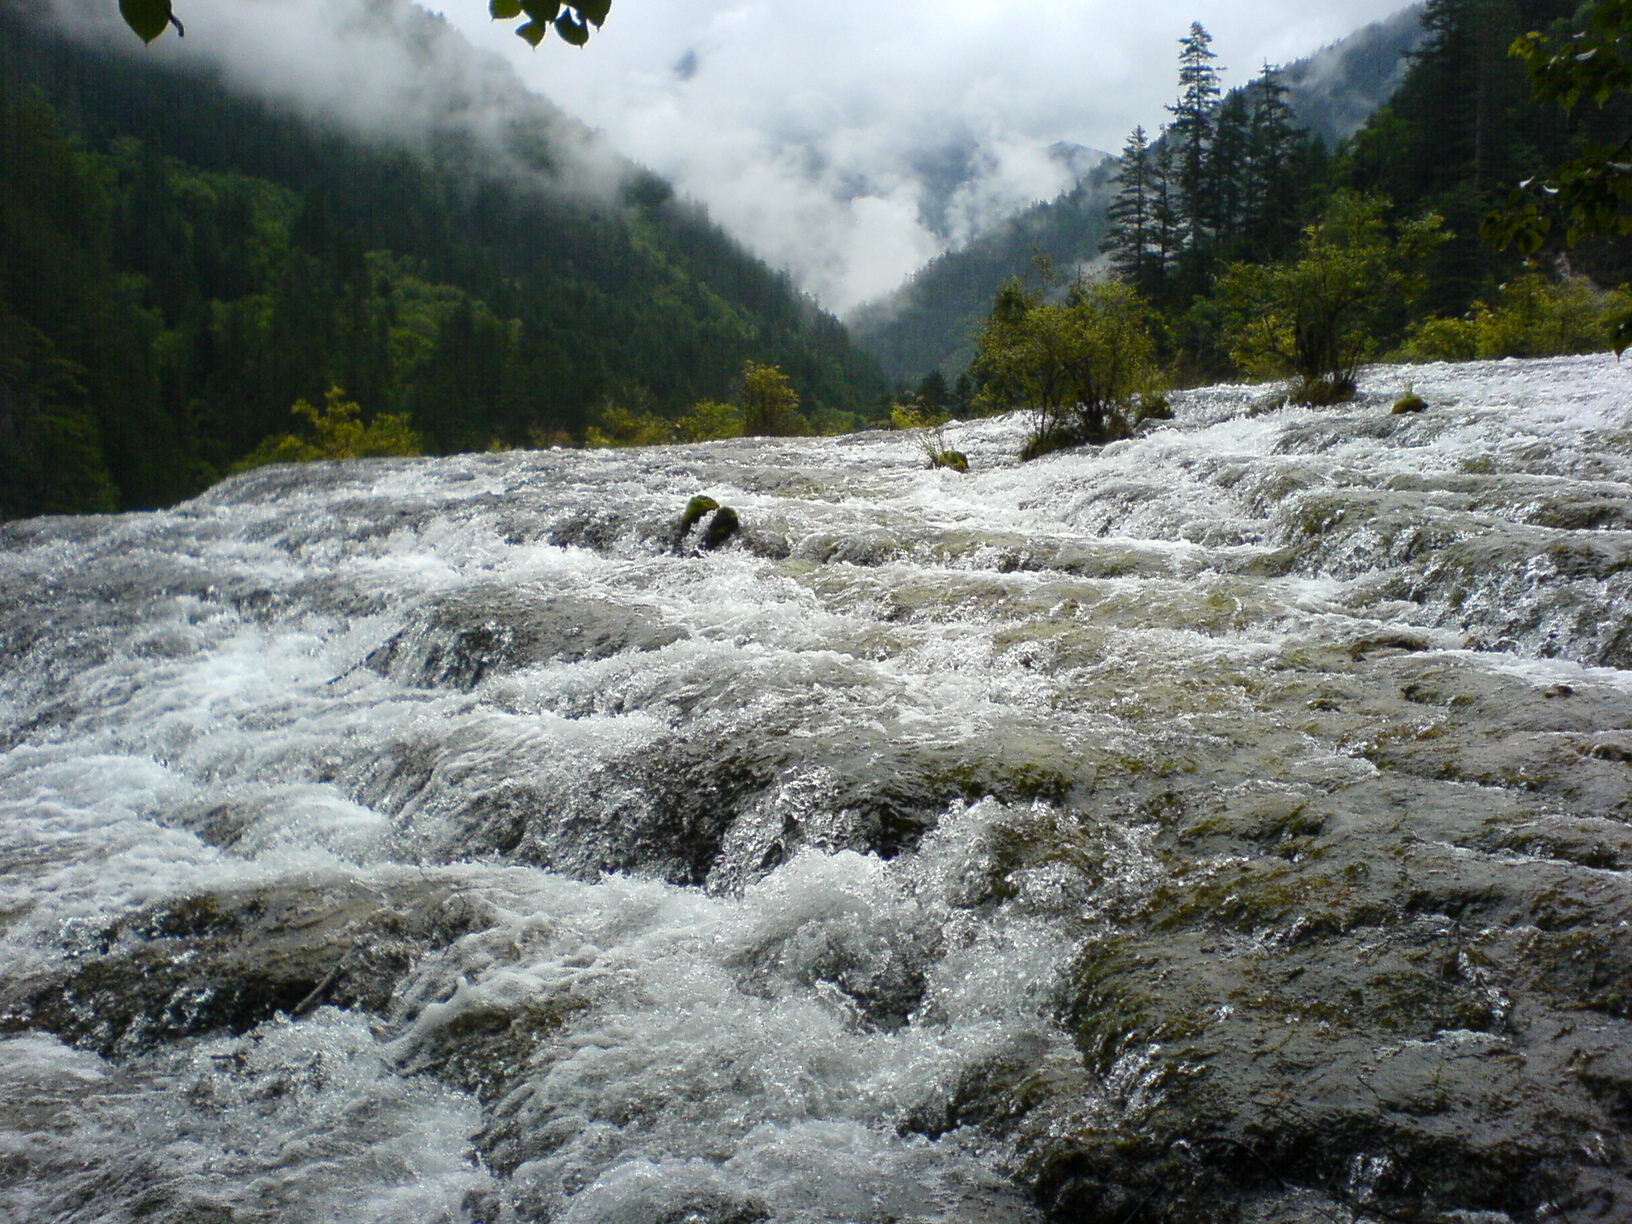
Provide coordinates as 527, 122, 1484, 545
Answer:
434, 0, 1418, 314
50, 0, 1419, 314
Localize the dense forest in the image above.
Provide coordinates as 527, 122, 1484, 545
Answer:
0, 4, 890, 519
1085, 0, 1632, 384
859, 0, 1632, 391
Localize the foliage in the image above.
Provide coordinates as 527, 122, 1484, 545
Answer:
741, 360, 809, 437
230, 387, 421, 470
890, 401, 964, 470
1484, 0, 1632, 349
673, 400, 745, 443
1220, 192, 1445, 402
119, 0, 610, 48
974, 278, 1164, 459
581, 400, 674, 448
1399, 273, 1632, 359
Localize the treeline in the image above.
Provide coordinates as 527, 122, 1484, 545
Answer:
1086, 0, 1631, 383
0, 10, 889, 519
951, 0, 1632, 461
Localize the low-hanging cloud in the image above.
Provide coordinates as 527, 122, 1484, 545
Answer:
41, 0, 632, 200
45, 0, 1420, 315
439, 0, 1419, 314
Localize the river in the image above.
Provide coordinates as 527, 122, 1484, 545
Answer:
2, 355, 1629, 1222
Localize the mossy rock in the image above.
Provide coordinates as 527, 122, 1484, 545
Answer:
929, 450, 969, 472
701, 505, 740, 550
1020, 426, 1081, 462
675, 494, 720, 542
1392, 393, 1429, 414
398, 993, 592, 1102
0, 878, 484, 1058
1291, 376, 1357, 405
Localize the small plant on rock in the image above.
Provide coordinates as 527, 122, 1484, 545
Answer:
891, 400, 967, 472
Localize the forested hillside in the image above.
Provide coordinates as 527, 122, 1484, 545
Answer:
1342, 0, 1632, 311
851, 8, 1430, 385
0, 3, 889, 519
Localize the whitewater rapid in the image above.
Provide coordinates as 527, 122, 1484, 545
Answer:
3, 355, 1630, 1223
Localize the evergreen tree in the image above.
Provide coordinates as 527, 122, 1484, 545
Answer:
1242, 66, 1304, 260
1102, 126, 1158, 292
1211, 92, 1253, 252
1150, 134, 1182, 298
1168, 22, 1223, 256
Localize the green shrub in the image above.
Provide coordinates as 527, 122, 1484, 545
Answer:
1221, 192, 1445, 403
974, 278, 1164, 460
582, 399, 673, 448
673, 399, 744, 442
231, 386, 422, 471
892, 401, 968, 471
741, 360, 810, 437
1400, 273, 1632, 361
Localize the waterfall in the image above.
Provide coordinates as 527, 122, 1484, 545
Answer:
3, 355, 1630, 1223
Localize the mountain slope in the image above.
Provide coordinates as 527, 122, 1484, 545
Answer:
849, 6, 1428, 385
0, 0, 889, 517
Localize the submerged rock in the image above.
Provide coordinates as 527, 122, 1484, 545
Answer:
0, 877, 484, 1058
365, 582, 688, 689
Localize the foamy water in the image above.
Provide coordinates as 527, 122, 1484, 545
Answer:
2, 355, 1630, 1222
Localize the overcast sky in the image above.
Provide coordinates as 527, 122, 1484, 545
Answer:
429, 0, 1418, 313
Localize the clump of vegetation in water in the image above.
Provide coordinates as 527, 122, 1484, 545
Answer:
891, 402, 968, 472
972, 275, 1167, 461
1392, 385, 1428, 414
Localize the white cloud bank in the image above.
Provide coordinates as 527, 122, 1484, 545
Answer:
48, 0, 1418, 314
437, 0, 1418, 313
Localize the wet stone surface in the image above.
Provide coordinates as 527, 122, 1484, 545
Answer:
2, 355, 1631, 1223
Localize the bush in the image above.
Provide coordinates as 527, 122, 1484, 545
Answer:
1399, 273, 1632, 361
741, 361, 810, 437
974, 278, 1164, 460
1220, 192, 1445, 403
891, 400, 968, 471
673, 399, 744, 442
582, 399, 673, 448
231, 386, 422, 471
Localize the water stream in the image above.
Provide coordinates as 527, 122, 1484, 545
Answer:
3, 355, 1630, 1223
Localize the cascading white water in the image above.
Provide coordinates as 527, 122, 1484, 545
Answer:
3, 355, 1630, 1224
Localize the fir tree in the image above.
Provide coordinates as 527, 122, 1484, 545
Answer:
1102, 126, 1157, 290
1168, 22, 1223, 254
1242, 66, 1305, 260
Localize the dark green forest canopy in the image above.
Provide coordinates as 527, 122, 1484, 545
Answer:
0, 8, 888, 519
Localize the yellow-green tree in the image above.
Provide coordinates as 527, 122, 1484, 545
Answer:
674, 399, 745, 442
230, 386, 422, 471
740, 361, 809, 437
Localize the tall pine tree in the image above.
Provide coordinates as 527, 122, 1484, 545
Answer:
1102, 126, 1158, 292
1168, 22, 1223, 260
